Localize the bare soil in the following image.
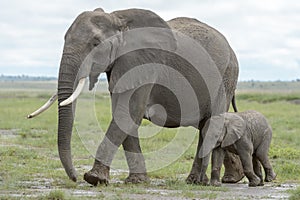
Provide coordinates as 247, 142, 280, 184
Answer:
0, 177, 297, 199
0, 129, 298, 199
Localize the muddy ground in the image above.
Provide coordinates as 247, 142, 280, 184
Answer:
0, 130, 298, 199
0, 176, 297, 199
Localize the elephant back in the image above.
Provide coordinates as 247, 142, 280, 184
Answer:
112, 9, 171, 30
168, 17, 231, 77
168, 17, 239, 111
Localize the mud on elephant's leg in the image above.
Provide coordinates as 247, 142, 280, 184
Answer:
123, 135, 149, 184
84, 160, 110, 186
222, 151, 245, 183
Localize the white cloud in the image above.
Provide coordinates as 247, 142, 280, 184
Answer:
0, 0, 299, 80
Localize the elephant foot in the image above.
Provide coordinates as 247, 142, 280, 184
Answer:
210, 170, 221, 186
258, 181, 264, 186
245, 172, 261, 187
84, 160, 110, 186
265, 169, 276, 182
221, 174, 244, 183
186, 174, 199, 184
124, 173, 150, 184
248, 176, 261, 187
186, 173, 209, 185
210, 179, 222, 187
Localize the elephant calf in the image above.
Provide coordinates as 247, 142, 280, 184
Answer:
199, 110, 276, 187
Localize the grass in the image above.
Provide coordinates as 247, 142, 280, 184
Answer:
0, 81, 300, 199
289, 186, 300, 200
44, 190, 66, 200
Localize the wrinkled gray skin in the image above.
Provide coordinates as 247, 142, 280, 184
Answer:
56, 8, 242, 185
200, 110, 277, 187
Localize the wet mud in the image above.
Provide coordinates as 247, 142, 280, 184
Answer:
0, 176, 297, 199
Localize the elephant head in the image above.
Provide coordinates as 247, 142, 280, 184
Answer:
53, 8, 176, 181
199, 113, 246, 158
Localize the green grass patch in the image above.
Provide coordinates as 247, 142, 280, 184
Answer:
44, 190, 66, 200
289, 187, 300, 200
1, 83, 300, 198
236, 92, 300, 103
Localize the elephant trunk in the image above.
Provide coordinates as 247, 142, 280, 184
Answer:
57, 51, 81, 182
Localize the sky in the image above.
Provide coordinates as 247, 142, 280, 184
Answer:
0, 0, 299, 81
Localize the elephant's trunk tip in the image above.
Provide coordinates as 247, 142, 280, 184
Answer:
67, 170, 77, 182
71, 175, 77, 182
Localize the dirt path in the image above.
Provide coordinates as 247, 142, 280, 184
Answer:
0, 179, 297, 199
217, 182, 295, 200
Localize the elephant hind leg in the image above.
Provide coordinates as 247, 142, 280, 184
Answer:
238, 152, 260, 187
252, 155, 264, 186
255, 145, 276, 182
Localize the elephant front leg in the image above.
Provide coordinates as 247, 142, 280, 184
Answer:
210, 147, 225, 187
123, 135, 149, 184
84, 119, 128, 186
238, 152, 261, 187
84, 87, 152, 186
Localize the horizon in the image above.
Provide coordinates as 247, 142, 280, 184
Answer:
1, 74, 299, 82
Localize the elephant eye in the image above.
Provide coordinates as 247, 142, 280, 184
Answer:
92, 37, 102, 47
93, 41, 101, 47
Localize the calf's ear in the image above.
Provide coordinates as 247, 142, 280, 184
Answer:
221, 113, 246, 148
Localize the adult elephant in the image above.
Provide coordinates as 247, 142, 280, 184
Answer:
28, 8, 243, 185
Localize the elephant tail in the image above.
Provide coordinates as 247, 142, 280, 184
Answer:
232, 95, 238, 112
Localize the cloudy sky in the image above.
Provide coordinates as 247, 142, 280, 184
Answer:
1, 0, 299, 80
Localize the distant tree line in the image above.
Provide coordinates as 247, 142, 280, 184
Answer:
0, 74, 299, 82
0, 74, 57, 81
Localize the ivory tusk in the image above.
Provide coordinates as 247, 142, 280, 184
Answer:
27, 93, 58, 119
59, 78, 86, 106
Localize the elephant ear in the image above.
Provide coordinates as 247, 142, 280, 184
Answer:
78, 33, 121, 90
221, 113, 246, 148
109, 9, 177, 93
199, 115, 225, 158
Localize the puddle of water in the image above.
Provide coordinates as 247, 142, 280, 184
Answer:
146, 188, 177, 196
71, 190, 100, 197
0, 129, 20, 138
222, 182, 297, 199
1, 172, 298, 200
